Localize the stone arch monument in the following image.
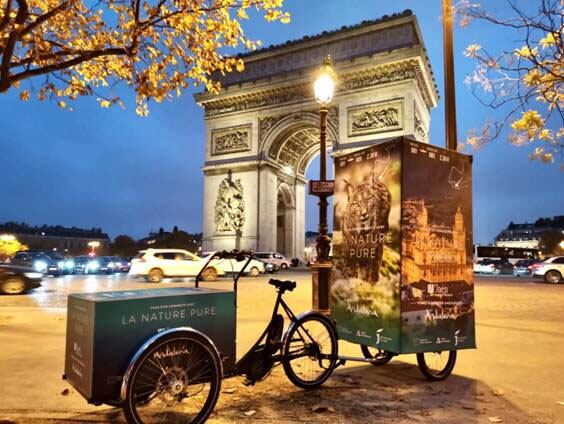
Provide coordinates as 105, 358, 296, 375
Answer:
195, 10, 438, 259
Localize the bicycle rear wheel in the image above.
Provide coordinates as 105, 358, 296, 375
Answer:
282, 314, 337, 389
360, 345, 394, 366
123, 331, 222, 424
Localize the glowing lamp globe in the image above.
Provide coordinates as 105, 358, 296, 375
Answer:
314, 56, 336, 105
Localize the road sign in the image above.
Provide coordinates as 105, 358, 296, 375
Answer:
309, 180, 334, 196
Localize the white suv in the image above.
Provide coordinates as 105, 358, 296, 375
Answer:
129, 249, 225, 283
531, 256, 564, 284
255, 252, 292, 270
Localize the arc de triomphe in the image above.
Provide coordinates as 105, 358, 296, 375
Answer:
194, 10, 438, 259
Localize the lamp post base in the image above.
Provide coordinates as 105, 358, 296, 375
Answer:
311, 262, 333, 315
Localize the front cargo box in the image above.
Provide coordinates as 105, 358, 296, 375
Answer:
65, 287, 235, 403
331, 137, 475, 354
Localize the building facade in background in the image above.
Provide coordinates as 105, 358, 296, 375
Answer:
494, 216, 564, 249
0, 222, 110, 255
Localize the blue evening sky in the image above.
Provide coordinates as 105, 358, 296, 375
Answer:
0, 0, 562, 244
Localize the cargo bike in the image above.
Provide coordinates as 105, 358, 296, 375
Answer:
64, 250, 458, 424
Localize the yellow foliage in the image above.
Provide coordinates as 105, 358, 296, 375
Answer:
523, 69, 542, 87
514, 46, 538, 58
539, 32, 556, 49
511, 110, 545, 139
1, 0, 290, 114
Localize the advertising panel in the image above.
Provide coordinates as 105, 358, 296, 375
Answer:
331, 140, 402, 352
330, 137, 475, 354
65, 287, 235, 402
400, 140, 475, 352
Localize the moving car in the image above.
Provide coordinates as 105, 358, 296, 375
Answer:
129, 249, 225, 283
513, 259, 540, 277
0, 264, 42, 295
10, 251, 60, 276
254, 252, 292, 270
531, 256, 564, 284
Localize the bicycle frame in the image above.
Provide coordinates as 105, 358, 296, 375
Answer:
194, 251, 334, 381
234, 286, 299, 372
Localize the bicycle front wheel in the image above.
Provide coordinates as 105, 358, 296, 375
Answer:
416, 350, 457, 381
282, 314, 338, 389
123, 332, 222, 424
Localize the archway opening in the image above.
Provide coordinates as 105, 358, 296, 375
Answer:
265, 114, 337, 261
276, 183, 295, 257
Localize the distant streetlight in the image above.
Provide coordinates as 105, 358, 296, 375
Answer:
311, 55, 336, 313
88, 240, 100, 255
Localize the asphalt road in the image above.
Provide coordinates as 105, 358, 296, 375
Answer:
0, 271, 563, 423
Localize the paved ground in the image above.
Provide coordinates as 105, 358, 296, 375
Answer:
0, 271, 563, 423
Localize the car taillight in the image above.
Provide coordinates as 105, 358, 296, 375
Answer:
527, 265, 533, 270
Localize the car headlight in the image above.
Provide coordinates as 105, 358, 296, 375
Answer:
24, 272, 43, 279
65, 260, 75, 269
34, 260, 48, 272
88, 261, 100, 270
58, 261, 65, 268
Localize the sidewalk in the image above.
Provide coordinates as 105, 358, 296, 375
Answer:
1, 274, 563, 423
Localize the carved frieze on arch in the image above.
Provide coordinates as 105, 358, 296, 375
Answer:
211, 124, 251, 156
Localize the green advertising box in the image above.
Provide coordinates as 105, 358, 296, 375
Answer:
331, 137, 475, 354
65, 287, 235, 403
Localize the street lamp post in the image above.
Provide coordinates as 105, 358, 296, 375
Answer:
443, 0, 458, 151
310, 56, 336, 313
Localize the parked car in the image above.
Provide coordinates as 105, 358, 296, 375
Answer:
86, 256, 115, 274
108, 256, 130, 273
73, 256, 91, 274
0, 264, 42, 295
129, 249, 225, 283
475, 259, 513, 275
531, 256, 564, 284
45, 251, 70, 275
201, 253, 267, 277
513, 259, 541, 277
474, 259, 495, 274
10, 251, 60, 276
254, 252, 292, 270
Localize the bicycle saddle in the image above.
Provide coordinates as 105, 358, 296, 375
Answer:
268, 279, 297, 292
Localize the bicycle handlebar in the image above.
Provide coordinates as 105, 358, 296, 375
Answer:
211, 250, 254, 261
195, 250, 254, 289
